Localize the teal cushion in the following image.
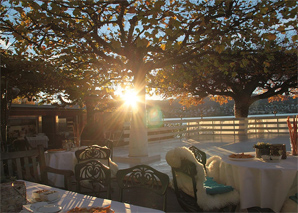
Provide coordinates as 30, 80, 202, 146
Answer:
289, 193, 298, 204
204, 177, 234, 195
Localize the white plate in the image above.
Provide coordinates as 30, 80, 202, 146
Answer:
47, 195, 61, 204
28, 202, 47, 212
25, 202, 62, 213
29, 194, 61, 204
228, 157, 255, 161
37, 204, 62, 213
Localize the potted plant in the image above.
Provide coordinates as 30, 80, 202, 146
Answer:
253, 142, 271, 158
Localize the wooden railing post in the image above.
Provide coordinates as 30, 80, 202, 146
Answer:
122, 115, 293, 142
238, 118, 248, 135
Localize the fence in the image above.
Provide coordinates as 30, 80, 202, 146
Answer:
121, 115, 296, 143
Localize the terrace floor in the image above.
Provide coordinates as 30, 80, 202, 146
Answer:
113, 133, 291, 178
111, 133, 291, 212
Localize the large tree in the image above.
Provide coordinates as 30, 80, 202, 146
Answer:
1, 0, 297, 154
0, 51, 60, 149
152, 49, 297, 118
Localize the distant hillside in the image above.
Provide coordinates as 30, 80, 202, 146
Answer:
146, 97, 297, 118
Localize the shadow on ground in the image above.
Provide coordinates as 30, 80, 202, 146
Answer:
71, 180, 275, 213
109, 180, 185, 212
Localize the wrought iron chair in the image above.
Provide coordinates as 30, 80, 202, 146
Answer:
74, 159, 111, 199
0, 145, 74, 190
189, 146, 207, 172
75, 145, 111, 166
116, 165, 170, 212
80, 139, 114, 159
171, 159, 238, 212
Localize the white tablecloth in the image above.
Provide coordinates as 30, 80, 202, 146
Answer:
45, 150, 118, 188
22, 180, 164, 212
26, 136, 49, 148
219, 154, 298, 212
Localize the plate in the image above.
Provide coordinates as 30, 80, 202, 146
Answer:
33, 195, 61, 203
29, 194, 61, 204
29, 202, 48, 212
47, 195, 61, 204
25, 202, 62, 213
228, 157, 255, 161
37, 204, 62, 213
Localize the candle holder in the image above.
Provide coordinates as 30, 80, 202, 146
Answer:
0, 181, 27, 212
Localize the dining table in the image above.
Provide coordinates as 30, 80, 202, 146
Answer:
21, 180, 164, 212
44, 148, 118, 188
218, 153, 298, 212
26, 135, 49, 149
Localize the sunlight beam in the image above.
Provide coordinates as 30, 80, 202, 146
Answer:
122, 89, 139, 109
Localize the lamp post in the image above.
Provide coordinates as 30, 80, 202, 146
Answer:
273, 110, 277, 116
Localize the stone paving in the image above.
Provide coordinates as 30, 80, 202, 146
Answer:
113, 134, 291, 178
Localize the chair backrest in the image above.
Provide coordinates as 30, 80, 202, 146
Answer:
0, 145, 74, 190
75, 145, 111, 165
105, 139, 113, 160
74, 159, 111, 199
11, 138, 33, 151
189, 146, 207, 172
171, 159, 202, 211
1, 147, 41, 182
116, 164, 169, 212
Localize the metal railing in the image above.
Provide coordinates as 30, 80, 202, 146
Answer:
122, 114, 296, 143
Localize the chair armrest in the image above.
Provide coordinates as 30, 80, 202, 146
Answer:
106, 139, 113, 159
45, 166, 74, 176
43, 166, 74, 190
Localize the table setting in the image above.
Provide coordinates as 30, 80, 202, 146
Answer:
19, 180, 163, 213
45, 146, 118, 189
218, 142, 298, 212
26, 134, 49, 149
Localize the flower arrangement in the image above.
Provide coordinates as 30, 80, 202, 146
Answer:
287, 116, 297, 156
253, 142, 271, 158
253, 142, 271, 149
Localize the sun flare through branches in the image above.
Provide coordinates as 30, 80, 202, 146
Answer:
122, 89, 139, 109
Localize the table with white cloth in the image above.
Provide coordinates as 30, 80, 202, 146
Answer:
219, 154, 298, 212
44, 149, 118, 188
22, 180, 164, 212
26, 136, 49, 148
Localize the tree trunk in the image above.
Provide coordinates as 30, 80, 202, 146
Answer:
234, 98, 251, 118
85, 96, 97, 124
129, 70, 148, 157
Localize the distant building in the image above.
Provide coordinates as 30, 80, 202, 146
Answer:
8, 104, 85, 149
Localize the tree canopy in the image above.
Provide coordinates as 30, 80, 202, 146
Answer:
152, 48, 297, 118
1, 0, 297, 114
